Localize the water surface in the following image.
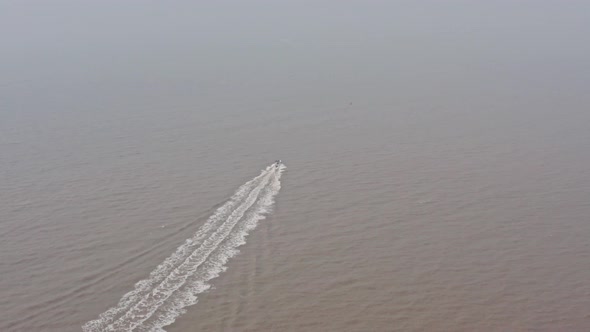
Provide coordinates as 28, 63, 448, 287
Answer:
1, 1, 590, 331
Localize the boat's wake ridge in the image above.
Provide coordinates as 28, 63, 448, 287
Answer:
83, 163, 285, 332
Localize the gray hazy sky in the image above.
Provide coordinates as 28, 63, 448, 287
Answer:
2, 1, 589, 121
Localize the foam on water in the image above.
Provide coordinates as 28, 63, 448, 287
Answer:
83, 164, 285, 332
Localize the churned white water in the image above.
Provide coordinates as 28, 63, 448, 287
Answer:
82, 164, 285, 332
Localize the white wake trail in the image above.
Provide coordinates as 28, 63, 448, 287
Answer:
83, 164, 285, 332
